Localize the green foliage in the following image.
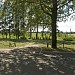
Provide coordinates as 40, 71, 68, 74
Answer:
20, 36, 27, 40
63, 36, 75, 41
73, 0, 75, 7
0, 0, 74, 48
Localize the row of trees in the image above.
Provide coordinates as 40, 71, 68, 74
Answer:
0, 0, 51, 38
0, 0, 75, 48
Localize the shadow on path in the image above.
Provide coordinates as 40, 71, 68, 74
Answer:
0, 47, 75, 75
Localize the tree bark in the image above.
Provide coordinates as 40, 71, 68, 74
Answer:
9, 26, 11, 39
51, 0, 57, 48
36, 24, 38, 39
30, 24, 32, 39
42, 25, 44, 39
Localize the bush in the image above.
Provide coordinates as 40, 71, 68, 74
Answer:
63, 37, 75, 41
39, 37, 42, 40
32, 37, 36, 40
20, 36, 27, 40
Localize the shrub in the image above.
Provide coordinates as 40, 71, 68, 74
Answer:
31, 37, 34, 40
63, 37, 75, 41
20, 36, 27, 40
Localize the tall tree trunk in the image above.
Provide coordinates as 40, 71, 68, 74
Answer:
15, 22, 19, 40
42, 25, 44, 39
2, 28, 4, 39
51, 0, 57, 48
5, 32, 8, 39
40, 0, 57, 48
29, 25, 32, 39
9, 26, 11, 39
15, 0, 19, 40
17, 23, 19, 39
36, 24, 38, 39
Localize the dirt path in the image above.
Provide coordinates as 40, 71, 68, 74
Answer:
0, 44, 75, 75
0, 44, 40, 52
24, 44, 39, 47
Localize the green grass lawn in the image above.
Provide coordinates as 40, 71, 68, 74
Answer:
0, 32, 75, 50
0, 39, 75, 51
0, 39, 47, 48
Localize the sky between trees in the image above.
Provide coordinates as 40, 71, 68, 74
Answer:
58, 13, 75, 32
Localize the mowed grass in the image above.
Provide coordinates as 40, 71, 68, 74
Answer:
0, 39, 47, 49
0, 39, 75, 51
0, 40, 33, 49
0, 33, 75, 50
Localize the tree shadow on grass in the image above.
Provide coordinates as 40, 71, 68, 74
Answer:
0, 38, 50, 45
0, 47, 75, 75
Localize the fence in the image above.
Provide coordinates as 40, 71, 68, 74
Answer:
47, 40, 75, 49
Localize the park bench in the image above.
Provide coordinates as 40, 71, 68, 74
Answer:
9, 42, 16, 47
0, 42, 16, 47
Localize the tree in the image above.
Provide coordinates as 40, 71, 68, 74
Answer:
40, 0, 74, 48
0, 0, 74, 48
40, 0, 57, 48
1, 0, 27, 39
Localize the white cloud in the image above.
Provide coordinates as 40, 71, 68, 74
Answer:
58, 13, 75, 32
58, 20, 75, 32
